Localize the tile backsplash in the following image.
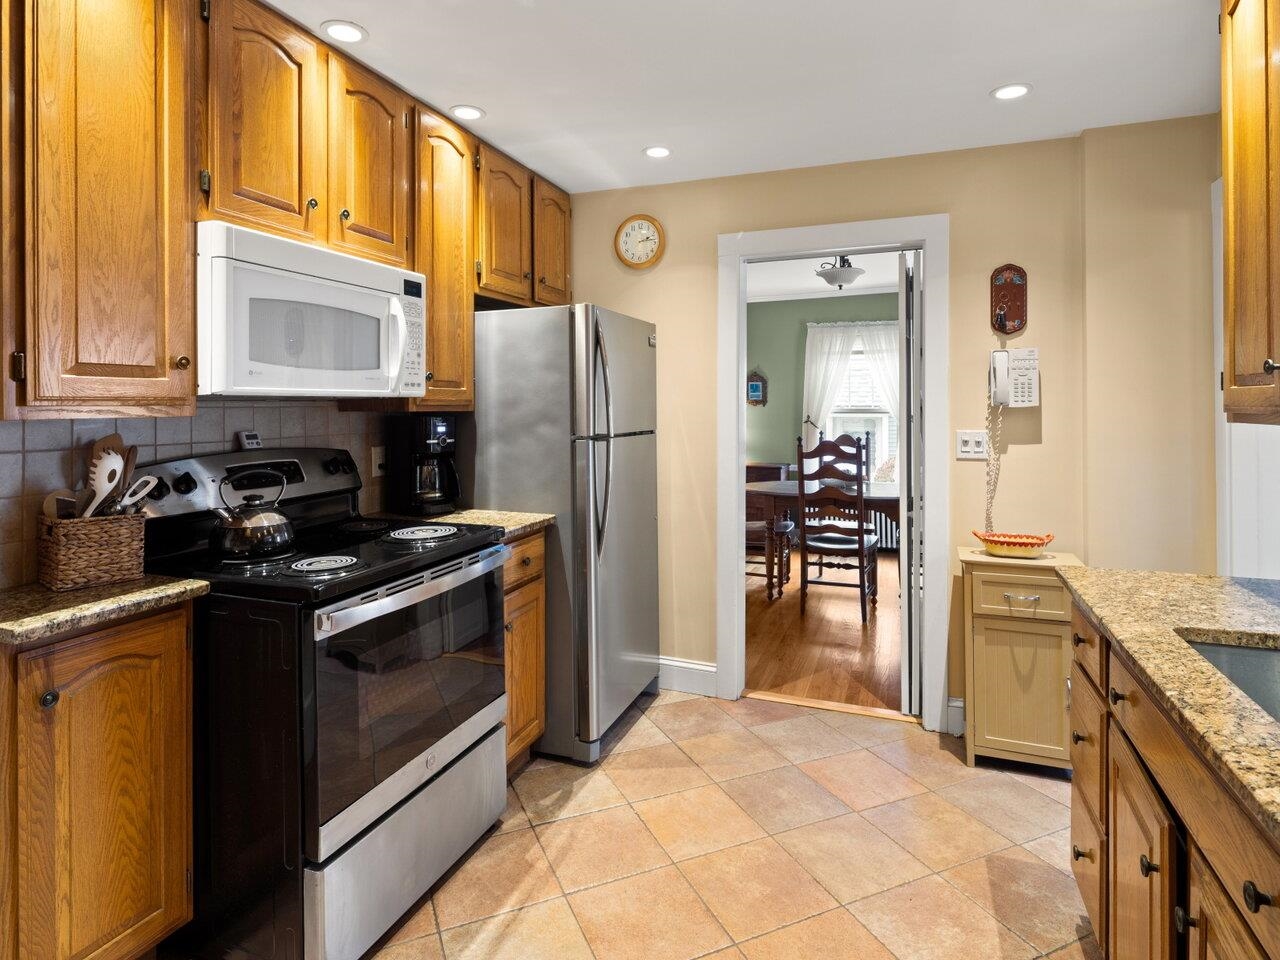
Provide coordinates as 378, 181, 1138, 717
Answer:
0, 399, 387, 589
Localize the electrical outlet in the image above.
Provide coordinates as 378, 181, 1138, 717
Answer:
955, 430, 988, 460
371, 445, 386, 478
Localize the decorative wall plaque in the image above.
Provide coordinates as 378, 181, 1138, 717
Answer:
746, 370, 768, 406
991, 264, 1027, 334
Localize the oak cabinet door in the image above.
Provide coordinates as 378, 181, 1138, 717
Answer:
411, 109, 475, 410
207, 0, 326, 242
1069, 662, 1107, 826
1071, 796, 1107, 945
533, 177, 571, 305
1108, 727, 1177, 960
16, 608, 191, 960
476, 144, 532, 301
26, 0, 196, 408
503, 575, 545, 762
327, 55, 413, 267
1186, 843, 1269, 960
1222, 0, 1280, 415
970, 616, 1072, 761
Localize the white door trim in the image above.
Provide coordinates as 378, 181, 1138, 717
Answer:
715, 214, 951, 732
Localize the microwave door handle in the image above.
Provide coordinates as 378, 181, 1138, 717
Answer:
387, 297, 408, 387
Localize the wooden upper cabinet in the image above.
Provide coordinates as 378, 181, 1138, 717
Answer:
16, 609, 191, 960
207, 0, 326, 242
1108, 727, 1177, 960
533, 177, 571, 305
327, 55, 413, 268
1222, 0, 1280, 417
412, 108, 476, 409
476, 144, 533, 301
25, 0, 196, 410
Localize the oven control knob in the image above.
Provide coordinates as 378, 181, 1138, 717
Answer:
323, 456, 343, 475
172, 472, 197, 496
147, 477, 171, 501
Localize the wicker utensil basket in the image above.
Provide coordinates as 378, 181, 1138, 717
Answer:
37, 514, 146, 591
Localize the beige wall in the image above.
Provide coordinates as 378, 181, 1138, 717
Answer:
570, 115, 1220, 689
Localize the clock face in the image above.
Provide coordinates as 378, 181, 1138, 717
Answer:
615, 215, 665, 269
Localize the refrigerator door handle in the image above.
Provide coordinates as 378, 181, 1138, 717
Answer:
596, 438, 613, 558
595, 312, 615, 438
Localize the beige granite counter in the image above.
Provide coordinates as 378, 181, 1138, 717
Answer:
381, 510, 555, 542
1058, 566, 1280, 843
0, 575, 209, 650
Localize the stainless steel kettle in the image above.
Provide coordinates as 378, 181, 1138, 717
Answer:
209, 470, 295, 560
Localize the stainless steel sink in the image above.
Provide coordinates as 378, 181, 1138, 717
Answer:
1187, 639, 1280, 723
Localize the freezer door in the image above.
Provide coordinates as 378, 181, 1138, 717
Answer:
573, 305, 657, 438
574, 432, 659, 742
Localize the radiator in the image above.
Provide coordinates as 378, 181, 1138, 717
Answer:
870, 508, 900, 551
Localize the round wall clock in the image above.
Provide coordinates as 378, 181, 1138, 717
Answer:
614, 214, 666, 269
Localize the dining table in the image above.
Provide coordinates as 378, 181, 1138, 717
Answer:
745, 479, 901, 547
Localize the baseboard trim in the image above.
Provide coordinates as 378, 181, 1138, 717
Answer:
947, 697, 965, 737
658, 656, 718, 696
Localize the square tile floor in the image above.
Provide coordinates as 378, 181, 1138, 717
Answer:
370, 691, 1095, 960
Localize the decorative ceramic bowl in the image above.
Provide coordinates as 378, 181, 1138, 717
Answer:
972, 530, 1055, 559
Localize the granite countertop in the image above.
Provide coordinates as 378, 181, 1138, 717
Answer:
0, 575, 210, 650
382, 510, 556, 542
1058, 566, 1280, 843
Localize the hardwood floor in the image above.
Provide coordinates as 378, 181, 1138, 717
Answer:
745, 552, 902, 712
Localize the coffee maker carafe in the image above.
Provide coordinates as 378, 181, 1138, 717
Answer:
386, 414, 461, 516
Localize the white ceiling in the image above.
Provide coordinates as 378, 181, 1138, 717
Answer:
269, 0, 1220, 193
746, 252, 901, 302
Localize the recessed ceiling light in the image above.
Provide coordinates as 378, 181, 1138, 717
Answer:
450, 105, 486, 121
322, 20, 366, 43
644, 146, 671, 159
990, 83, 1032, 101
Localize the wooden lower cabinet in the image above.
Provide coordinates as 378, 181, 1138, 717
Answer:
9, 606, 192, 960
1072, 795, 1107, 943
1186, 842, 1269, 960
503, 531, 546, 763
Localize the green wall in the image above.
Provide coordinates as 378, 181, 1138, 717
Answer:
745, 293, 898, 464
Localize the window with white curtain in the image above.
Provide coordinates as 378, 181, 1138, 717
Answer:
826, 349, 898, 477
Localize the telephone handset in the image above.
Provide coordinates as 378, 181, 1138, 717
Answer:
985, 347, 1040, 531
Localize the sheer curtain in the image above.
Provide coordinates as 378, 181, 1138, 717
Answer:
857, 322, 900, 461
800, 323, 861, 450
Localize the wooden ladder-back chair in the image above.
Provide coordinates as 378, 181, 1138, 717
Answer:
795, 434, 880, 622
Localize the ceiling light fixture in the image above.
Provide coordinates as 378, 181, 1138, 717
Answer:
643, 146, 671, 159
815, 255, 865, 291
990, 83, 1032, 101
322, 20, 366, 43
450, 105, 486, 121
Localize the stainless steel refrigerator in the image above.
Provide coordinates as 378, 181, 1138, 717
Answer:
472, 304, 659, 762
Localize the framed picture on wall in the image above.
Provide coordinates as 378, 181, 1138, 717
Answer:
747, 371, 768, 406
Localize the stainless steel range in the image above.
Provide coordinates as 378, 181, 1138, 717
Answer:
144, 448, 510, 960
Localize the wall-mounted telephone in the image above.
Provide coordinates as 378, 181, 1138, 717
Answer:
989, 348, 1040, 407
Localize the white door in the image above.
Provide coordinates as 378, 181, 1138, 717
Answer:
899, 250, 925, 715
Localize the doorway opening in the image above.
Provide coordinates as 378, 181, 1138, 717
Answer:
715, 216, 951, 731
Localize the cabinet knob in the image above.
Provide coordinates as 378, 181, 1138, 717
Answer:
1071, 633, 1086, 647
1174, 906, 1197, 933
1265, 358, 1279, 375
1071, 845, 1089, 862
307, 197, 319, 210
521, 556, 533, 567
523, 271, 531, 280
504, 622, 514, 633
424, 371, 434, 382
1071, 730, 1086, 745
340, 208, 351, 221
174, 355, 191, 370
1139, 854, 1158, 878
1109, 687, 1126, 705
1243, 880, 1274, 913
538, 276, 546, 284
39, 690, 59, 709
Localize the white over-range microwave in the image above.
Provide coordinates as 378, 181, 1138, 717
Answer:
196, 220, 426, 397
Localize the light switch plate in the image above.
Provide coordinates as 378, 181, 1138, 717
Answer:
955, 430, 988, 460
371, 445, 386, 478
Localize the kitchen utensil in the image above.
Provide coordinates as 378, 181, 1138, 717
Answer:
42, 489, 76, 520
118, 475, 158, 511
971, 530, 1054, 559
119, 445, 138, 496
209, 469, 295, 560
84, 450, 126, 518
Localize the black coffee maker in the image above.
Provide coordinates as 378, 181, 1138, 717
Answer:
385, 414, 461, 516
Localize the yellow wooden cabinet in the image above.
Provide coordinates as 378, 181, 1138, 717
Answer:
476, 144, 534, 302
533, 176, 572, 305
502, 531, 546, 764
2, 606, 192, 960
959, 548, 1082, 768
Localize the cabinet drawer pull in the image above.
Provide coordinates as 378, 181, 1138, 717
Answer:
340, 208, 351, 221
1071, 730, 1086, 745
1003, 593, 1040, 603
1071, 632, 1087, 647
1109, 688, 1126, 705
1174, 906, 1197, 933
1243, 880, 1274, 913
1265, 358, 1279, 375
1139, 854, 1158, 877
39, 690, 59, 709
1071, 845, 1090, 862
307, 197, 319, 210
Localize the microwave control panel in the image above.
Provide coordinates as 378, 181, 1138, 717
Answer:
397, 287, 426, 395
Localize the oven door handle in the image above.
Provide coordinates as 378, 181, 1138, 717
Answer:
314, 544, 511, 638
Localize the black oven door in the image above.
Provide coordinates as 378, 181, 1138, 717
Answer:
303, 544, 509, 862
